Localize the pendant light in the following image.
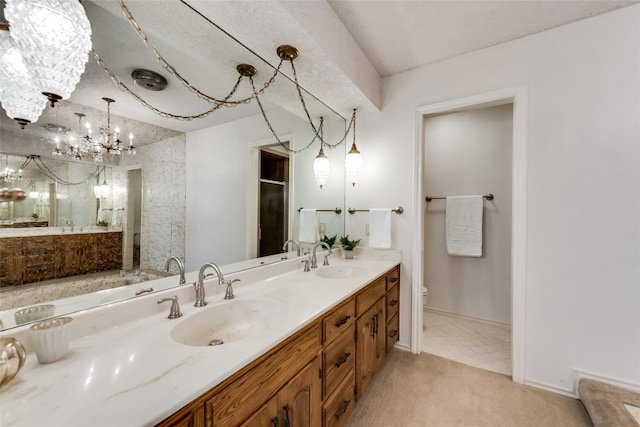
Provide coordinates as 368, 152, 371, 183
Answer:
313, 118, 330, 188
345, 109, 363, 187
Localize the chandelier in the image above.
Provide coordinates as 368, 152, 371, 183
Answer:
52, 97, 136, 162
0, 0, 92, 127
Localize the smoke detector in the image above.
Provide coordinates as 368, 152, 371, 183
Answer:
131, 69, 168, 91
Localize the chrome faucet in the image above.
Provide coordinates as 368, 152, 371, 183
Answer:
195, 262, 241, 305
311, 242, 332, 268
282, 239, 302, 256
164, 256, 186, 285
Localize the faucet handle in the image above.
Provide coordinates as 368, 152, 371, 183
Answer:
323, 254, 330, 266
157, 295, 182, 319
301, 259, 310, 272
223, 279, 240, 300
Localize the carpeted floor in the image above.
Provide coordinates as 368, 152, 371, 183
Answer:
345, 350, 593, 427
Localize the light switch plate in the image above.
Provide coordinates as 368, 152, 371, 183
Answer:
319, 222, 326, 234
365, 224, 370, 236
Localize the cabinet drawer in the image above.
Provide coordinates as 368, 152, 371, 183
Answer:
386, 313, 399, 354
323, 298, 355, 345
356, 277, 385, 316
386, 285, 399, 321
322, 370, 355, 427
385, 266, 400, 291
322, 324, 355, 400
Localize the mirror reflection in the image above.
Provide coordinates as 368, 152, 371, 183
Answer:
0, 0, 347, 331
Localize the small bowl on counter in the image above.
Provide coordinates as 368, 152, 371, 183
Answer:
29, 317, 73, 364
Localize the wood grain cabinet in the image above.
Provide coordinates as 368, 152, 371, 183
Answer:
157, 264, 400, 427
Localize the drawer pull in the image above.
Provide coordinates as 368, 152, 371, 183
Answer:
334, 352, 352, 368
389, 277, 398, 283
335, 315, 352, 327
389, 299, 398, 307
335, 400, 351, 420
271, 417, 279, 427
389, 329, 398, 338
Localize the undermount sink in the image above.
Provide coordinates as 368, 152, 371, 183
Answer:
314, 266, 366, 279
170, 298, 283, 347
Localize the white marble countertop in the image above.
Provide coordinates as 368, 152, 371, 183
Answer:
0, 250, 400, 427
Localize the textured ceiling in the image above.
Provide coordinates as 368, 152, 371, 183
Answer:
327, 0, 639, 77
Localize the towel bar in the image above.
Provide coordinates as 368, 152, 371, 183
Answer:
425, 194, 494, 202
297, 207, 342, 214
347, 207, 404, 214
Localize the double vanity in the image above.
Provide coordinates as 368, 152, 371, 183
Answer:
0, 250, 401, 426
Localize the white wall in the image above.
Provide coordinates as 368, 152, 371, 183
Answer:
423, 104, 513, 324
351, 5, 640, 394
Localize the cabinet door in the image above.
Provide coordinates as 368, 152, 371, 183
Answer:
355, 297, 386, 399
277, 357, 322, 427
240, 396, 279, 427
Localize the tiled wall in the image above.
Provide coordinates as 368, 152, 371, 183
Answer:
118, 134, 186, 272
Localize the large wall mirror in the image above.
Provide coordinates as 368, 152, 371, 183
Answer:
0, 1, 346, 331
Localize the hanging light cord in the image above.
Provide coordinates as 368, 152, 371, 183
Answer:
116, 0, 284, 106
18, 155, 101, 186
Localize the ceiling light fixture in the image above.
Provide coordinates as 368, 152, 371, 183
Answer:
344, 109, 363, 187
99, 0, 363, 184
4, 0, 92, 108
52, 98, 136, 162
313, 118, 330, 188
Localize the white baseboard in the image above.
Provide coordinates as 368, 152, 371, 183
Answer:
573, 368, 640, 397
524, 379, 577, 398
393, 342, 411, 353
425, 307, 511, 330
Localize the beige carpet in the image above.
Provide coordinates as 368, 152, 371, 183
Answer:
345, 350, 593, 427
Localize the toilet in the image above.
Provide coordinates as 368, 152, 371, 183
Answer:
422, 286, 428, 309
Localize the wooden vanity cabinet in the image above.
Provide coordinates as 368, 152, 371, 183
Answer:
158, 264, 400, 427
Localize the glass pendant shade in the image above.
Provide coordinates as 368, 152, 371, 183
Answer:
0, 30, 47, 124
5, 0, 92, 103
93, 181, 109, 199
345, 142, 363, 187
313, 146, 330, 189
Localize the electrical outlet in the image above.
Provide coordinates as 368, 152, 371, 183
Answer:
365, 224, 370, 236
319, 222, 326, 234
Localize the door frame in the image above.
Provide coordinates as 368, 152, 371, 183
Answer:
412, 86, 528, 384
247, 135, 295, 259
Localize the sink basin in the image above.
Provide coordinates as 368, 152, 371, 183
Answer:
170, 298, 283, 347
314, 266, 366, 279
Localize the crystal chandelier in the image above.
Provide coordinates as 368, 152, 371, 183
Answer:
0, 25, 48, 127
0, 155, 21, 183
52, 97, 136, 162
4, 0, 92, 108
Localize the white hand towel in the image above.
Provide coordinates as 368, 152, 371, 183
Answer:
298, 209, 318, 243
369, 208, 392, 248
446, 196, 483, 257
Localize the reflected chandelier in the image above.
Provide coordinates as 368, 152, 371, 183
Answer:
52, 97, 136, 162
93, 0, 363, 188
0, 0, 92, 127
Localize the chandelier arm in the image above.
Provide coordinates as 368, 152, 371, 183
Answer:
288, 60, 355, 149
250, 77, 320, 154
92, 51, 238, 121
117, 0, 283, 106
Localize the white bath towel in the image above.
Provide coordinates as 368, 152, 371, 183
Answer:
369, 208, 392, 248
298, 209, 318, 243
446, 196, 483, 257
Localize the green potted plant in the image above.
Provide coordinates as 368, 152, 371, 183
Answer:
321, 234, 337, 248
340, 235, 361, 259
96, 220, 109, 228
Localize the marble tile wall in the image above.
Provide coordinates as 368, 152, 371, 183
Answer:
118, 134, 186, 272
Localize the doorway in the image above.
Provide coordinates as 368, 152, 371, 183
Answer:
422, 104, 513, 375
412, 86, 528, 383
124, 167, 143, 271
258, 149, 289, 257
